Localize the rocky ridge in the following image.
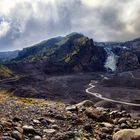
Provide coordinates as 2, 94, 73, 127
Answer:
96, 37, 140, 72
0, 92, 139, 140
1, 33, 140, 73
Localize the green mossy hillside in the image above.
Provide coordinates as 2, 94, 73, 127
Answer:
0, 65, 13, 79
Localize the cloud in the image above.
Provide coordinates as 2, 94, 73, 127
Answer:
0, 20, 10, 38
0, 0, 140, 51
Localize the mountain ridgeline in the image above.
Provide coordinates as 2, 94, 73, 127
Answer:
1, 32, 140, 74
0, 50, 19, 62
6, 33, 107, 74
96, 37, 140, 72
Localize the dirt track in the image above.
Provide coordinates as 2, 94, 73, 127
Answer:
86, 81, 140, 106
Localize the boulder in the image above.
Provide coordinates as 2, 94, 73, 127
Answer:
22, 125, 35, 134
33, 135, 42, 140
43, 129, 56, 134
66, 100, 94, 112
100, 122, 114, 128
113, 128, 140, 140
65, 105, 78, 112
11, 130, 23, 140
95, 100, 117, 109
75, 100, 95, 108
85, 108, 113, 123
2, 136, 16, 140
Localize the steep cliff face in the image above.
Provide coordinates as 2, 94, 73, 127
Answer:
117, 51, 140, 72
7, 33, 106, 74
95, 42, 124, 72
44, 37, 106, 74
96, 37, 140, 72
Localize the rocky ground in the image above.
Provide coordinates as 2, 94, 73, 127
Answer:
0, 72, 101, 104
1, 71, 140, 114
0, 91, 139, 140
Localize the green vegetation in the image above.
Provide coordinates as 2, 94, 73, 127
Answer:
64, 50, 78, 62
0, 65, 13, 78
16, 97, 37, 104
76, 37, 89, 45
0, 90, 37, 104
11, 33, 89, 64
56, 36, 69, 46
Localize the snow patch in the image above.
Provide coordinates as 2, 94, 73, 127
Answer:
104, 48, 118, 72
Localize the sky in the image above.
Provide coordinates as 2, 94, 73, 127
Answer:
0, 0, 140, 51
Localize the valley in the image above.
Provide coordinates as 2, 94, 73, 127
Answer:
0, 33, 140, 139
0, 70, 140, 139
0, 32, 140, 114
0, 70, 139, 114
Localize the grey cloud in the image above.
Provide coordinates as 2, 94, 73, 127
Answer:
0, 0, 73, 51
99, 7, 125, 31
0, 0, 140, 51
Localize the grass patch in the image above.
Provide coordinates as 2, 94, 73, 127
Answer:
0, 90, 37, 104
0, 65, 13, 78
0, 90, 12, 102
76, 37, 88, 45
15, 97, 37, 104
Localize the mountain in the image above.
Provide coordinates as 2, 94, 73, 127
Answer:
0, 50, 19, 62
96, 37, 140, 72
1, 33, 140, 74
8, 33, 106, 74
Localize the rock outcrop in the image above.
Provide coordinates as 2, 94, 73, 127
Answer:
0, 65, 14, 79
117, 51, 140, 72
1, 33, 140, 73
6, 33, 107, 74
113, 128, 140, 140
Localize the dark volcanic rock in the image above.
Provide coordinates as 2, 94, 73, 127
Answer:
3, 33, 140, 74
6, 33, 106, 75
0, 98, 139, 140
22, 125, 36, 134
113, 128, 140, 140
117, 51, 140, 72
11, 131, 23, 140
43, 36, 107, 74
95, 100, 117, 109
2, 136, 16, 140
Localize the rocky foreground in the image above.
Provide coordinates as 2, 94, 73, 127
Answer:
0, 91, 139, 140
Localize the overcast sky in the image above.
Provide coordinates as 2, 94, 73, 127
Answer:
0, 0, 140, 51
